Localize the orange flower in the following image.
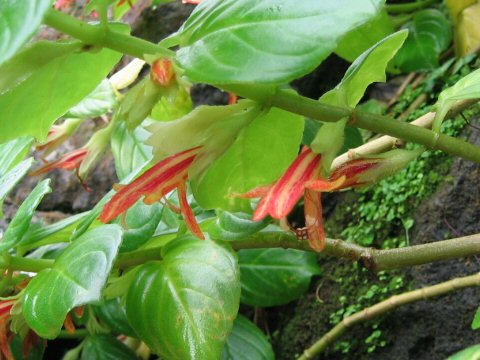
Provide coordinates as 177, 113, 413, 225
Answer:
150, 59, 175, 87
99, 147, 204, 239
54, 0, 75, 10
30, 148, 88, 176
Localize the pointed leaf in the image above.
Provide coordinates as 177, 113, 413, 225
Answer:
0, 158, 34, 216
126, 236, 240, 360
448, 344, 480, 360
192, 107, 304, 211
395, 9, 452, 72
0, 137, 33, 176
22, 225, 123, 338
81, 335, 139, 360
0, 0, 53, 65
177, 0, 384, 84
0, 45, 121, 142
239, 248, 321, 307
221, 315, 274, 360
0, 179, 51, 252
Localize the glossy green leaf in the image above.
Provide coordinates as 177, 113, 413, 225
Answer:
0, 45, 121, 142
126, 237, 240, 359
448, 344, 480, 360
22, 225, 122, 339
111, 122, 152, 181
0, 180, 51, 252
0, 41, 81, 95
239, 248, 320, 307
222, 315, 274, 360
395, 9, 452, 72
66, 80, 117, 118
176, 0, 384, 84
192, 107, 304, 211
0, 158, 34, 216
94, 298, 136, 337
81, 335, 138, 360
0, 0, 53, 65
209, 211, 270, 241
117, 201, 163, 253
0, 137, 33, 175
335, 10, 393, 62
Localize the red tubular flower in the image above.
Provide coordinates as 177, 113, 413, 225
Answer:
240, 147, 345, 251
54, 0, 75, 10
0, 300, 15, 360
30, 148, 88, 176
99, 146, 205, 239
183, 0, 201, 4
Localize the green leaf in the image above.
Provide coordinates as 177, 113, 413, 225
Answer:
222, 315, 274, 360
0, 158, 34, 216
0, 137, 33, 175
208, 211, 270, 241
22, 225, 123, 339
395, 9, 452, 72
448, 344, 480, 360
0, 0, 53, 65
0, 180, 51, 252
9, 334, 45, 360
126, 236, 240, 360
472, 306, 480, 330
335, 10, 394, 62
312, 30, 407, 171
434, 67, 480, 132
81, 335, 139, 360
192, 107, 304, 211
238, 248, 320, 307
116, 201, 163, 253
0, 45, 121, 142
94, 298, 136, 337
176, 0, 384, 84
66, 80, 117, 119
111, 122, 152, 181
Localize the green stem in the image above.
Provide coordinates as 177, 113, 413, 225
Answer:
43, 9, 174, 59
269, 89, 480, 164
385, 0, 437, 14
115, 248, 162, 269
0, 255, 54, 273
298, 271, 480, 359
231, 232, 480, 272
57, 329, 89, 339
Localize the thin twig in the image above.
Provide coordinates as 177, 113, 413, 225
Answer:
387, 72, 416, 108
298, 271, 480, 359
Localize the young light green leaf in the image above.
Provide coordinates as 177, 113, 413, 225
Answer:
126, 236, 240, 360
221, 315, 274, 360
395, 9, 452, 72
448, 344, 480, 360
0, 137, 33, 175
472, 306, 480, 330
0, 0, 54, 65
176, 0, 384, 84
66, 80, 117, 119
313, 30, 408, 171
0, 179, 51, 252
335, 10, 394, 62
0, 46, 121, 143
0, 158, 34, 216
209, 211, 270, 241
111, 123, 152, 181
22, 225, 123, 339
434, 67, 480, 132
239, 248, 321, 307
191, 107, 304, 211
81, 335, 139, 360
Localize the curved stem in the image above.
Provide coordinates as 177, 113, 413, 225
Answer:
43, 9, 174, 59
0, 255, 54, 273
298, 271, 480, 359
